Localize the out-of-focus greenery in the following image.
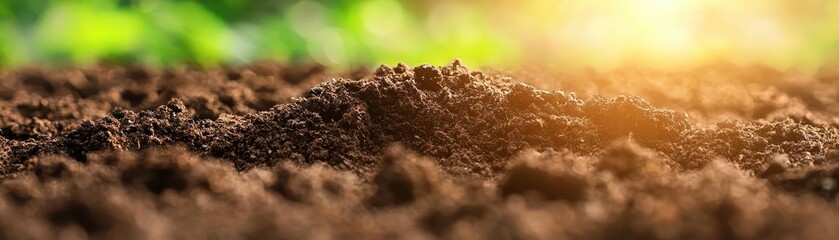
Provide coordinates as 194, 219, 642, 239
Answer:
0, 0, 518, 68
1, 0, 838, 70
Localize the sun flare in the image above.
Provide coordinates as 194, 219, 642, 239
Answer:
500, 0, 836, 70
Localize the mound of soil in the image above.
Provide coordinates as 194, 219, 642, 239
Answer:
0, 62, 837, 239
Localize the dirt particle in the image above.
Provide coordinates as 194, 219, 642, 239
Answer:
499, 151, 588, 202
413, 64, 443, 91
368, 145, 442, 207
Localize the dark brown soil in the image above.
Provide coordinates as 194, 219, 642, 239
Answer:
0, 61, 837, 239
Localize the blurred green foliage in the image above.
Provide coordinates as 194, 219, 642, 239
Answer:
1, 0, 837, 70
0, 0, 518, 68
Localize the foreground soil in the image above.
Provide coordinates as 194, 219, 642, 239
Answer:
0, 61, 837, 239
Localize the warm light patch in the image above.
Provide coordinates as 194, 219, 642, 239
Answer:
496, 0, 837, 70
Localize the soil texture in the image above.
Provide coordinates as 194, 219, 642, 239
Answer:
0, 61, 837, 239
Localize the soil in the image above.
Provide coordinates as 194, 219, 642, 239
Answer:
0, 61, 837, 239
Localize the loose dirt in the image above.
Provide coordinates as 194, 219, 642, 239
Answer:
0, 61, 837, 239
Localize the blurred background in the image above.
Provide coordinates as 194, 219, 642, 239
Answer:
0, 0, 838, 70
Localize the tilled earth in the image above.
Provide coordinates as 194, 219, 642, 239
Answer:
0, 61, 837, 239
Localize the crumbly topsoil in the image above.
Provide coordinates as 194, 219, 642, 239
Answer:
0, 62, 837, 239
